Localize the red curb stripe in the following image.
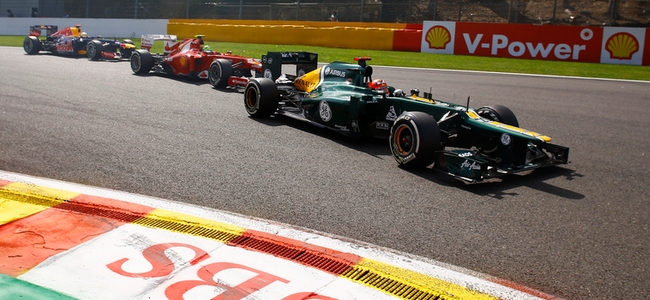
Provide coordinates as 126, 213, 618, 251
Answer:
0, 193, 156, 276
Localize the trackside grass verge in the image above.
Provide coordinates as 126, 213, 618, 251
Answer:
2, 35, 648, 81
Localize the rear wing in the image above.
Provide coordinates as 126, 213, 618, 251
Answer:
29, 25, 58, 37
262, 52, 318, 81
140, 34, 178, 55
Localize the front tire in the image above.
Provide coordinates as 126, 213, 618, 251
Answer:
244, 78, 279, 118
389, 111, 442, 168
476, 105, 519, 127
208, 59, 233, 88
131, 49, 154, 75
23, 36, 41, 55
87, 40, 103, 61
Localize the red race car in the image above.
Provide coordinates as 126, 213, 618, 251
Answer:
130, 34, 262, 87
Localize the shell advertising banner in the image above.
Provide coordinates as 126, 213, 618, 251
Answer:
421, 21, 650, 66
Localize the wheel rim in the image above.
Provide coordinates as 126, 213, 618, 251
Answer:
88, 44, 95, 57
394, 125, 414, 155
245, 87, 258, 111
209, 64, 220, 85
24, 39, 32, 52
130, 54, 140, 71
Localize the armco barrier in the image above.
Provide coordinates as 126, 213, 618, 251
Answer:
168, 19, 418, 51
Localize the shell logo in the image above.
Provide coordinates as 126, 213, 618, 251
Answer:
426, 25, 451, 50
606, 32, 639, 60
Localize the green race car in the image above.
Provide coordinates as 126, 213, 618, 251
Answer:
244, 55, 569, 183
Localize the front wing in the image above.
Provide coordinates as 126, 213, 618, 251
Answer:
435, 143, 570, 183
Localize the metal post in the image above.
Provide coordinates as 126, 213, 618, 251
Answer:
430, 0, 438, 21
186, 0, 190, 18
86, 0, 89, 18
270, 2, 273, 20
360, 0, 365, 21
134, 0, 138, 19
239, 0, 243, 19
296, 0, 301, 21
552, 0, 557, 22
608, 0, 619, 25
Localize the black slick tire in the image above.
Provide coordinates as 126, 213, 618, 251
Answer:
476, 105, 519, 127
389, 111, 442, 168
23, 36, 41, 55
131, 49, 154, 75
244, 78, 279, 118
208, 59, 233, 88
87, 40, 103, 61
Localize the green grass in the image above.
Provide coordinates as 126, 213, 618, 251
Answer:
5, 35, 649, 81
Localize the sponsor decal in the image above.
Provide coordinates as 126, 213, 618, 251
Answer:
104, 52, 117, 59
55, 40, 74, 53
399, 153, 416, 164
229, 77, 250, 87
421, 21, 456, 54
580, 28, 594, 41
463, 33, 587, 60
606, 32, 639, 59
294, 67, 321, 92
461, 125, 472, 130
294, 78, 318, 90
501, 133, 511, 146
323, 66, 347, 78
281, 52, 300, 58
489, 122, 551, 142
263, 69, 273, 79
423, 22, 610, 63
457, 152, 474, 157
334, 125, 349, 131
319, 101, 332, 122
386, 106, 397, 121
426, 26, 452, 50
600, 26, 646, 65
376, 122, 389, 130
461, 160, 481, 171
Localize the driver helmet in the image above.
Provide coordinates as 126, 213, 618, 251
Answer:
369, 79, 389, 94
80, 32, 88, 38
202, 45, 211, 52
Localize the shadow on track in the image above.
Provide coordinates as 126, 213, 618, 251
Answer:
247, 114, 584, 196
130, 72, 211, 86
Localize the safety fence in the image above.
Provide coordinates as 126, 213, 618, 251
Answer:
18, 0, 649, 27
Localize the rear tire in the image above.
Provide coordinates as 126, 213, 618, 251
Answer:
87, 40, 103, 61
476, 105, 519, 127
244, 78, 279, 118
389, 111, 442, 168
131, 49, 154, 75
23, 36, 41, 55
208, 59, 233, 88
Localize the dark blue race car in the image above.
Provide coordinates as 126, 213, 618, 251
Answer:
23, 24, 135, 60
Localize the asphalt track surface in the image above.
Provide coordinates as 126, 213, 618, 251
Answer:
1, 46, 649, 299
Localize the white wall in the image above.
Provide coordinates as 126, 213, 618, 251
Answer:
0, 18, 168, 38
